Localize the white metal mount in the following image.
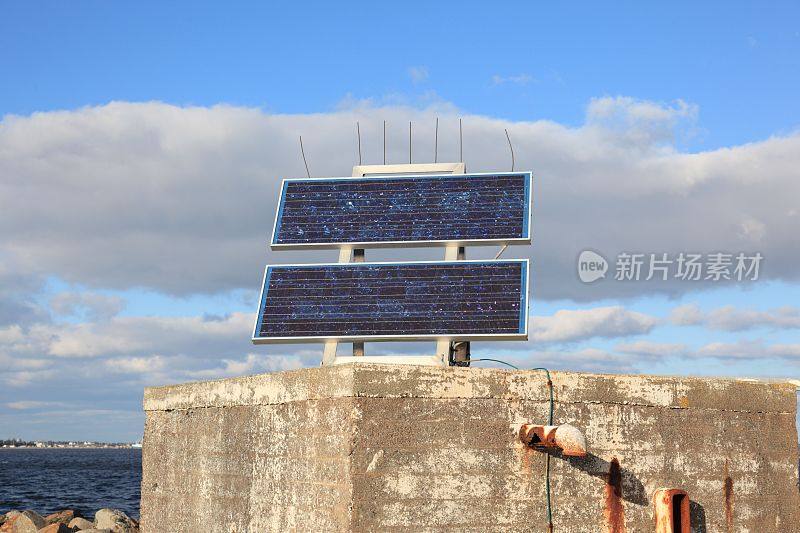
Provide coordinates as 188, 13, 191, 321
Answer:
322, 162, 466, 367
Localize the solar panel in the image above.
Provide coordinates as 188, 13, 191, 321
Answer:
270, 172, 532, 248
252, 260, 529, 342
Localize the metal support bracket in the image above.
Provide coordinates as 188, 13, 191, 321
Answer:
323, 162, 467, 367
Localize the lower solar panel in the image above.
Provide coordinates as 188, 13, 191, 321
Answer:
252, 260, 528, 342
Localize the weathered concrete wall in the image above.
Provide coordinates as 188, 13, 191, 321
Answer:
142, 364, 799, 532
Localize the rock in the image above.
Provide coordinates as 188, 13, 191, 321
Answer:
36, 525, 70, 533
67, 518, 94, 531
78, 530, 113, 533
43, 511, 76, 527
11, 511, 46, 533
0, 512, 21, 533
93, 510, 137, 533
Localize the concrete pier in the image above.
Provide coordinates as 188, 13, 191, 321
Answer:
141, 364, 800, 532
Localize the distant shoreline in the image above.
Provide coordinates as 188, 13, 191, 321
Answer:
0, 446, 140, 450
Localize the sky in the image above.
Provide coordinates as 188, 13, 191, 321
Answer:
1, 1, 799, 442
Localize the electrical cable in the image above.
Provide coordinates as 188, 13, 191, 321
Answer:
470, 359, 555, 531
467, 360, 553, 424
530, 367, 554, 425
530, 366, 554, 532
469, 358, 519, 370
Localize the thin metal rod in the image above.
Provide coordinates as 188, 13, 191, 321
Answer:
494, 244, 509, 260
383, 120, 386, 164
356, 122, 362, 165
299, 135, 310, 178
434, 117, 438, 163
505, 128, 515, 172
459, 118, 463, 163
409, 121, 412, 163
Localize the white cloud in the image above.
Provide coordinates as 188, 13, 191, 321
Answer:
5, 401, 60, 410
768, 344, 800, 358
670, 303, 800, 331
707, 305, 800, 331
2, 99, 798, 304
669, 303, 704, 326
2, 97, 800, 440
408, 66, 429, 84
479, 346, 637, 374
0, 353, 50, 370
0, 325, 24, 344
105, 355, 167, 374
94, 351, 304, 382
530, 306, 657, 343
44, 312, 252, 357
0, 258, 47, 326
185, 353, 304, 380
615, 340, 688, 358
491, 74, 534, 86
2, 369, 59, 387
50, 291, 125, 321
0, 302, 315, 390
694, 339, 800, 360
737, 217, 767, 242
586, 96, 698, 146
587, 96, 696, 125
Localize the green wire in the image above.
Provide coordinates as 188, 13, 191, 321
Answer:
529, 367, 554, 425
468, 360, 553, 423
469, 358, 519, 370
466, 360, 556, 529
530, 367, 554, 530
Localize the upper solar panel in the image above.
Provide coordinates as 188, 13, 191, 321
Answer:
252, 260, 528, 342
270, 172, 532, 248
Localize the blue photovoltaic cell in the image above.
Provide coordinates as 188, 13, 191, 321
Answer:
253, 261, 528, 341
271, 173, 531, 247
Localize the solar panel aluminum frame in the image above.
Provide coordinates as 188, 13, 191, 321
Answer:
251, 259, 530, 344
269, 171, 533, 250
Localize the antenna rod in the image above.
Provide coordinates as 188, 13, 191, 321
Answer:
459, 118, 463, 163
494, 244, 509, 260
409, 121, 412, 164
434, 117, 438, 163
299, 135, 311, 178
505, 128, 515, 172
383, 120, 386, 164
356, 122, 362, 165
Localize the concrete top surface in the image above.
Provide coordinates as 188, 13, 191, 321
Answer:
143, 363, 796, 414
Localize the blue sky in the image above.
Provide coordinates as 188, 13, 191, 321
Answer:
3, 2, 799, 147
1, 2, 799, 442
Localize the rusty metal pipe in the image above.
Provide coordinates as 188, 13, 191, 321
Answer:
653, 488, 691, 533
518, 423, 587, 457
